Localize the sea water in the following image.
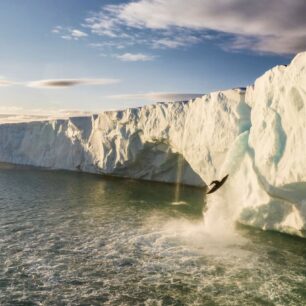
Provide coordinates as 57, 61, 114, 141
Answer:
0, 164, 305, 305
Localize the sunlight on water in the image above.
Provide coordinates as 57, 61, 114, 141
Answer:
174, 154, 184, 204
0, 164, 305, 305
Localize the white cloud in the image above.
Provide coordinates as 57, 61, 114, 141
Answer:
0, 106, 23, 114
0, 79, 15, 87
89, 41, 128, 50
84, 0, 306, 54
116, 52, 155, 62
52, 27, 88, 41
108, 92, 203, 102
152, 39, 185, 49
84, 15, 118, 38
61, 35, 73, 41
152, 35, 200, 49
27, 78, 120, 88
71, 29, 88, 38
51, 26, 62, 34
0, 108, 94, 124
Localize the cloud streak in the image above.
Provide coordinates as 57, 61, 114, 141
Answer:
0, 79, 15, 87
0, 108, 94, 124
116, 52, 155, 61
28, 78, 120, 88
84, 0, 306, 54
0, 77, 120, 89
108, 92, 203, 102
71, 29, 88, 38
52, 26, 88, 41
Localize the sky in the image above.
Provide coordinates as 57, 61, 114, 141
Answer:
0, 0, 305, 115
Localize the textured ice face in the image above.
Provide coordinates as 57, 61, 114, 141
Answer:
0, 52, 306, 237
237, 53, 306, 237
247, 58, 306, 187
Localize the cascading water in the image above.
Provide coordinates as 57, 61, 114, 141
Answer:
202, 131, 250, 237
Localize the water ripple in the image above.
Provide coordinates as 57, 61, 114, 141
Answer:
0, 166, 305, 305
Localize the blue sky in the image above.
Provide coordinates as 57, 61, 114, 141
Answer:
0, 0, 304, 114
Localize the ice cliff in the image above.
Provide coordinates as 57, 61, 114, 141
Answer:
1, 52, 306, 237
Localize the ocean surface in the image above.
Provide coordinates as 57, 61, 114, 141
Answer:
0, 164, 305, 306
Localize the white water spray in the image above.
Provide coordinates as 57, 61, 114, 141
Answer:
202, 132, 250, 238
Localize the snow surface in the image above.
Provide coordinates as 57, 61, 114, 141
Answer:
1, 52, 306, 237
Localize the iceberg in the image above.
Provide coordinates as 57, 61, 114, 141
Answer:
0, 52, 306, 237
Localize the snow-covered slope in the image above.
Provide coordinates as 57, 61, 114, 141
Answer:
1, 52, 306, 237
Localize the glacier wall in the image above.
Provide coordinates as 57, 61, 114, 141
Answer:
0, 88, 246, 187
1, 52, 306, 237
237, 53, 306, 237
